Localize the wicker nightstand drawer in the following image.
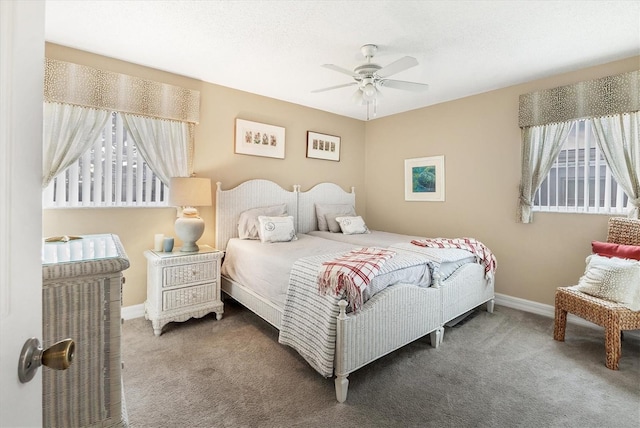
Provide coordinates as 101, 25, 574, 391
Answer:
162, 283, 215, 311
144, 246, 223, 336
163, 261, 216, 288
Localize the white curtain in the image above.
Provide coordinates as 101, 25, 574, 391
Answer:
121, 114, 190, 185
592, 111, 640, 219
42, 103, 110, 188
517, 121, 574, 223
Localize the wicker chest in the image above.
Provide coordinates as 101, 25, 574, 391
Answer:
42, 233, 129, 427
144, 246, 223, 336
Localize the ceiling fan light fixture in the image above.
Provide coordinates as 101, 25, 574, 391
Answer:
351, 89, 365, 105
312, 44, 428, 119
362, 82, 376, 102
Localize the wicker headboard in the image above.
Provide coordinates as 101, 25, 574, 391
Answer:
215, 180, 297, 251
607, 217, 640, 246
297, 183, 355, 234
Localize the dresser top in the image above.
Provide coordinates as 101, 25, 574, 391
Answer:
42, 234, 130, 280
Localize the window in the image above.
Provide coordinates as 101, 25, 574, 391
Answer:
43, 112, 167, 208
534, 119, 629, 214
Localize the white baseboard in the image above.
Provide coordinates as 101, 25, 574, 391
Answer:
494, 292, 639, 340
122, 303, 145, 320
121, 294, 639, 339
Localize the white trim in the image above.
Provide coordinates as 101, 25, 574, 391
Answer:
495, 292, 639, 339
122, 303, 145, 320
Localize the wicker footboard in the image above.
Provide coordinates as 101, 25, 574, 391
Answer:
334, 283, 442, 402
440, 262, 494, 324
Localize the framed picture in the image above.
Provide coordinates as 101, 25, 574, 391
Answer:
404, 155, 445, 201
306, 131, 340, 161
234, 118, 285, 159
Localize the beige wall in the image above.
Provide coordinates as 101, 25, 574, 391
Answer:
365, 56, 639, 306
43, 43, 366, 306
42, 42, 638, 309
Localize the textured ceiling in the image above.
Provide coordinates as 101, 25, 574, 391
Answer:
44, 0, 640, 121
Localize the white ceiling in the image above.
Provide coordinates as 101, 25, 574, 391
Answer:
44, 0, 640, 121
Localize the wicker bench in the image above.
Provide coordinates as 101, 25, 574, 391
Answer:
553, 217, 640, 370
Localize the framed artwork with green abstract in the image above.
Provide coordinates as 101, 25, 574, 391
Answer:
404, 156, 445, 201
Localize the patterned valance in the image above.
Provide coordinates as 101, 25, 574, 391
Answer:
44, 58, 200, 124
519, 70, 639, 128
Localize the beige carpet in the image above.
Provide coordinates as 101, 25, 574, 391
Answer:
122, 300, 639, 428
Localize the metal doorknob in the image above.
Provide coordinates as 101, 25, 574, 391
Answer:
18, 338, 75, 383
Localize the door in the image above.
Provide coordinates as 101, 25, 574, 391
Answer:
0, 1, 45, 427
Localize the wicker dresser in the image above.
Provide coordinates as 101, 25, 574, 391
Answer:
42, 233, 130, 427
144, 245, 223, 336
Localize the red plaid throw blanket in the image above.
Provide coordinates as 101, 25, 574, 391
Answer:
411, 238, 497, 279
318, 247, 395, 312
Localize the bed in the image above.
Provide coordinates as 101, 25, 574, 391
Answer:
215, 179, 495, 402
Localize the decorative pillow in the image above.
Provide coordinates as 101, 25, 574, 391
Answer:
326, 213, 346, 233
575, 254, 640, 311
592, 241, 640, 261
335, 216, 370, 235
315, 204, 355, 231
237, 204, 287, 239
257, 215, 297, 243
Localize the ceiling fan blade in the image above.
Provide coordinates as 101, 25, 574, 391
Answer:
379, 79, 429, 92
321, 64, 358, 78
376, 56, 418, 78
311, 82, 357, 93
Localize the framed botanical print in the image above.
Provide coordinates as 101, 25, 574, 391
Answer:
306, 131, 340, 161
234, 118, 285, 159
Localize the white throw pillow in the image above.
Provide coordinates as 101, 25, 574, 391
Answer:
575, 254, 640, 311
237, 204, 287, 239
257, 215, 297, 243
335, 216, 370, 235
315, 204, 355, 231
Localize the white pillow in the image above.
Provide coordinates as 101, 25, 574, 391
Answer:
335, 216, 370, 235
257, 215, 297, 243
574, 254, 640, 311
237, 204, 287, 239
315, 204, 355, 231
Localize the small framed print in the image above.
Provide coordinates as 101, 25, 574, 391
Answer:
404, 155, 445, 201
306, 131, 340, 162
235, 118, 285, 159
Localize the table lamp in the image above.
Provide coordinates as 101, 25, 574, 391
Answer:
168, 176, 212, 252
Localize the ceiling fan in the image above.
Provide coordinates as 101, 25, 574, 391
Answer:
312, 44, 429, 113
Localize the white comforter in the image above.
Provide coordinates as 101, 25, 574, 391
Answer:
221, 234, 431, 308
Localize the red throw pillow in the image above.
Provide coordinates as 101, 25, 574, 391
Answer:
592, 241, 640, 261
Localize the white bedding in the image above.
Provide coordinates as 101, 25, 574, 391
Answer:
220, 233, 432, 308
308, 230, 424, 247
308, 230, 476, 281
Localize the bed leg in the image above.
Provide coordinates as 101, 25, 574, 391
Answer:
335, 374, 349, 403
486, 299, 495, 314
430, 326, 444, 348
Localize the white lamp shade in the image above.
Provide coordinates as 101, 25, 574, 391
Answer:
169, 177, 212, 208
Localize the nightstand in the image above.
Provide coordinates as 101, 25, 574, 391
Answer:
144, 245, 223, 336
